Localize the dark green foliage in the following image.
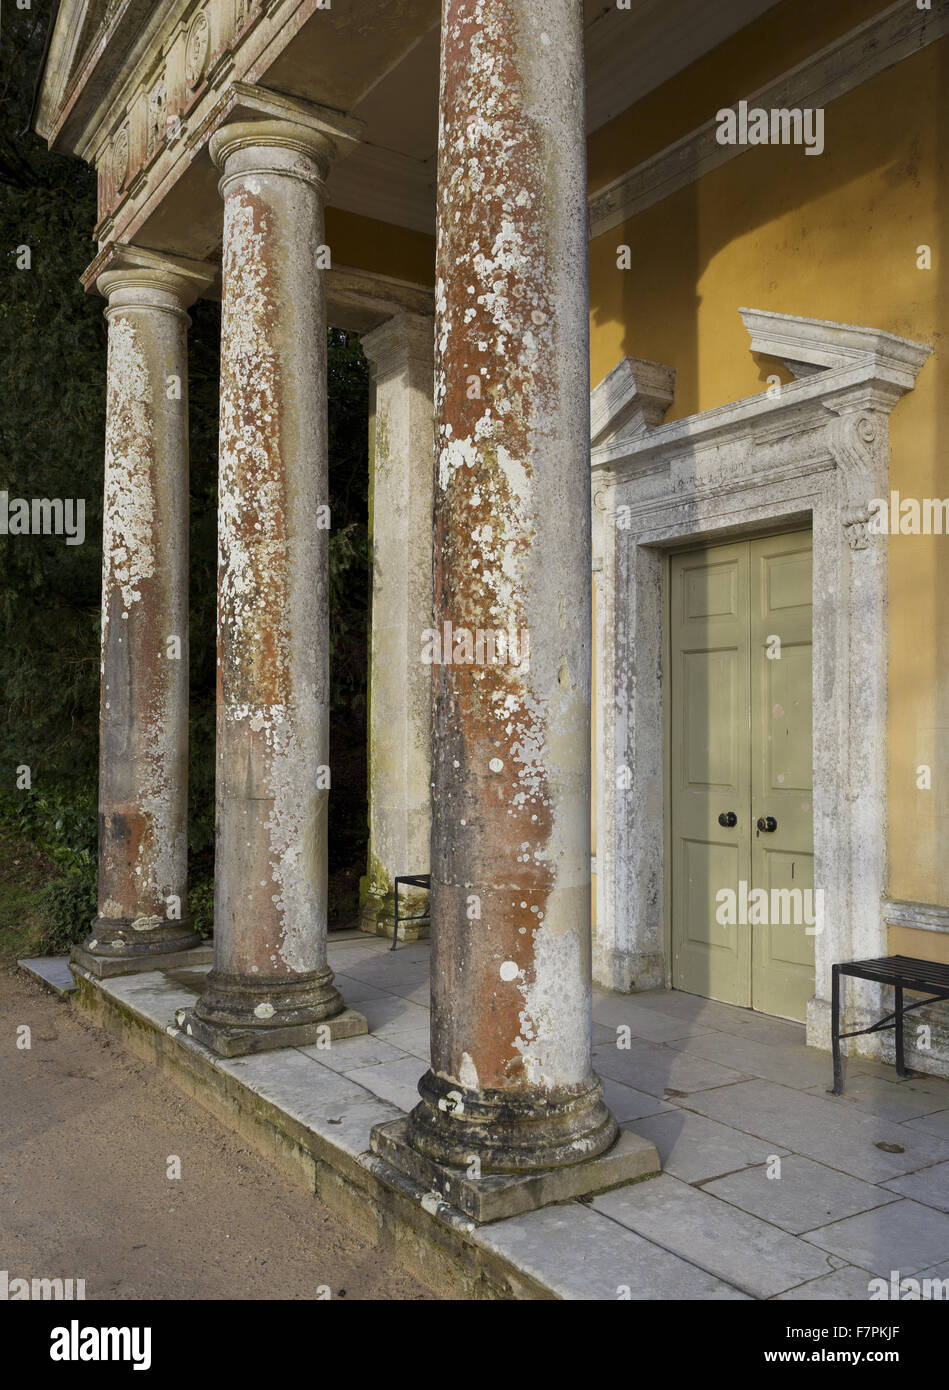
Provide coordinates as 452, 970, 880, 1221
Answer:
0, 6, 371, 943
34, 872, 97, 954
0, 7, 105, 798
0, 787, 97, 952
188, 875, 215, 941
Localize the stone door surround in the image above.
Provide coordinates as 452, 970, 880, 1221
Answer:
591, 308, 932, 1053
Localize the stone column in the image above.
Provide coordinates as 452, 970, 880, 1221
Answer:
181, 117, 366, 1056
359, 311, 434, 941
73, 248, 212, 979
370, 0, 658, 1219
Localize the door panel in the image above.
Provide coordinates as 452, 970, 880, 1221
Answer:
670, 543, 751, 1008
670, 531, 815, 1022
750, 532, 815, 1021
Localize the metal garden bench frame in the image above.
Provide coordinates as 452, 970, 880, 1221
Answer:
831, 954, 949, 1095
390, 874, 431, 951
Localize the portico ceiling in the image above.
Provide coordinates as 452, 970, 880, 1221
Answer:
34, 0, 780, 255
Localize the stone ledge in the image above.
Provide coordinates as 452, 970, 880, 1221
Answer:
369, 1118, 661, 1224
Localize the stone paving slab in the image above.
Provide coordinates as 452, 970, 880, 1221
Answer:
87, 965, 407, 1169
343, 1055, 427, 1111
18, 956, 78, 994
471, 1201, 749, 1300
679, 1079, 949, 1182
332, 975, 389, 1005
915, 1260, 949, 1287
377, 981, 431, 1007
339, 954, 431, 985
592, 1038, 752, 1098
803, 1075, 949, 1123
665, 1030, 836, 1091
621, 1110, 790, 1185
297, 1033, 411, 1074
903, 1109, 949, 1141
219, 1048, 376, 1119
626, 990, 806, 1046
600, 1078, 673, 1123
592, 992, 715, 1043
724, 1015, 809, 1047
881, 1160, 949, 1210
384, 1028, 431, 1059
803, 1199, 949, 1278
772, 1265, 876, 1300
592, 1173, 835, 1298
357, 993, 430, 1040
702, 1154, 902, 1234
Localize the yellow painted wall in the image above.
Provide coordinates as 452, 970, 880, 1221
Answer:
325, 207, 434, 287
588, 14, 948, 961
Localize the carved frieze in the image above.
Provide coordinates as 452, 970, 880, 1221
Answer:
93, 0, 307, 232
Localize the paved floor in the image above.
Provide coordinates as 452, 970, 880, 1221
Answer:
55, 932, 949, 1299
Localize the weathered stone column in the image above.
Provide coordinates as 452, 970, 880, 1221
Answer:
370, 0, 658, 1219
181, 115, 366, 1055
73, 247, 212, 979
359, 311, 435, 941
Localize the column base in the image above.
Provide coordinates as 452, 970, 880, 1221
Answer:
175, 1004, 368, 1058
72, 917, 204, 977
402, 1068, 620, 1172
370, 1118, 660, 1224
178, 966, 367, 1057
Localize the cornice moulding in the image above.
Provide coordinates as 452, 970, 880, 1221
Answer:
590, 355, 676, 449
588, 0, 949, 239
592, 310, 932, 478
741, 306, 934, 385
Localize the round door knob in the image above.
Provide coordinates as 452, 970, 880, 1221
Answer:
718, 811, 737, 828
756, 815, 778, 833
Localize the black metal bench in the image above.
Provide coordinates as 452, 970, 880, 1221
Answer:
390, 874, 431, 952
831, 954, 949, 1094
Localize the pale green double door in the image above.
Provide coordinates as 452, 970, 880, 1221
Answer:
670, 531, 815, 1023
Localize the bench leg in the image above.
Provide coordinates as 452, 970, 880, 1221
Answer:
830, 964, 844, 1095
895, 985, 906, 1078
391, 886, 400, 951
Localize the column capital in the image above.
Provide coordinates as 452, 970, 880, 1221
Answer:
86, 243, 216, 315
361, 309, 434, 379
210, 102, 362, 191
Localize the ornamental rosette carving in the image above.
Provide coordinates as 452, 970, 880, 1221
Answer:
111, 126, 130, 193
185, 11, 210, 88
